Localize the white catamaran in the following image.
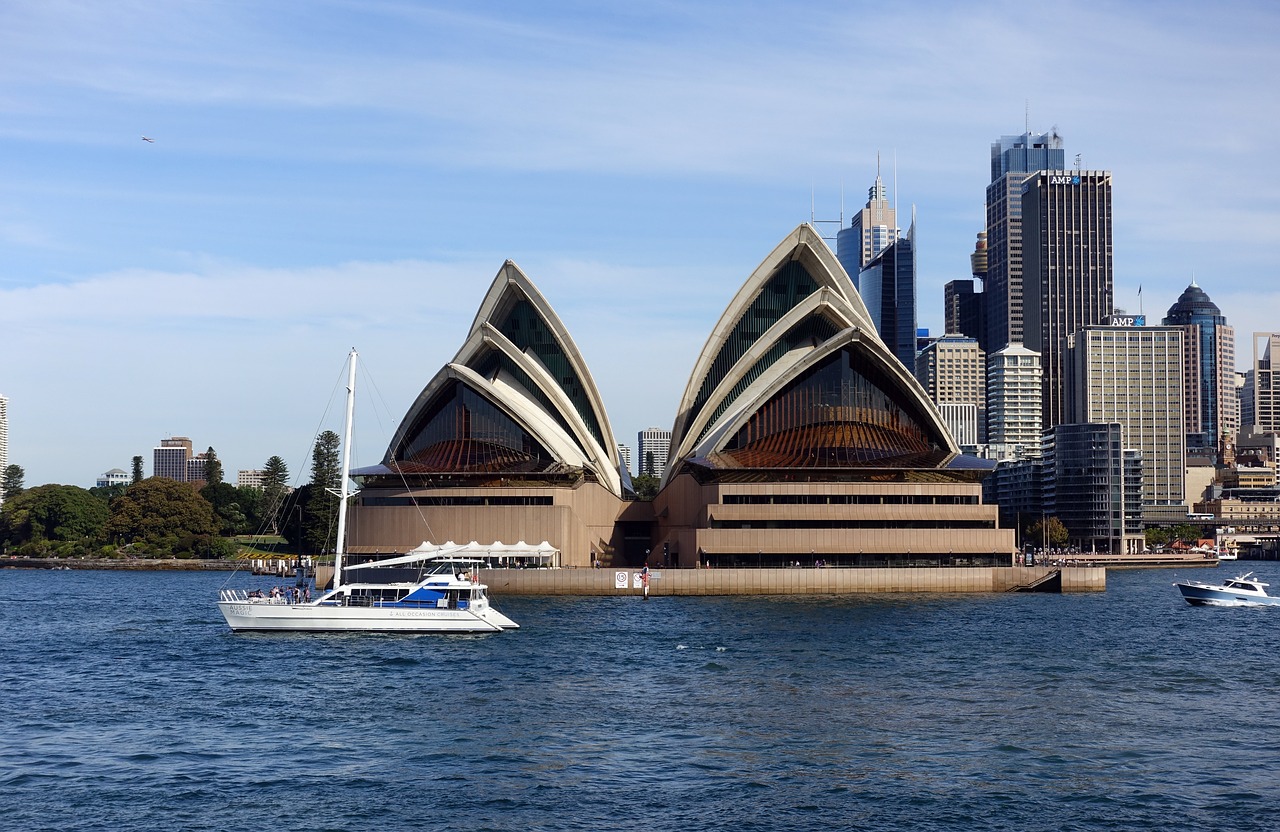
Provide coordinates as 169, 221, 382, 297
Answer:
217, 349, 519, 633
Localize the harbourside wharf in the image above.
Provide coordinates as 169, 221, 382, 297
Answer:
480, 564, 1106, 595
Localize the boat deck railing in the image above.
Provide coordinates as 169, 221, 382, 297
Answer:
219, 589, 295, 604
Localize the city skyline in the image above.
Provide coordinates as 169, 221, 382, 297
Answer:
3, 1, 1279, 488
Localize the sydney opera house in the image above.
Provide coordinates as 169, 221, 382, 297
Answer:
347, 225, 1015, 568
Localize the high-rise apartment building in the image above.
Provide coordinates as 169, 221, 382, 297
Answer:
836, 162, 898, 281
153, 436, 193, 481
616, 444, 632, 477
983, 131, 1066, 354
1162, 282, 1237, 452
858, 215, 917, 371
1249, 333, 1280, 433
1022, 170, 1114, 430
986, 343, 1042, 460
1046, 423, 1144, 554
915, 335, 985, 445
637, 428, 671, 478
1066, 324, 1184, 511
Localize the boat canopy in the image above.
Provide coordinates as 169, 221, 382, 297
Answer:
344, 540, 561, 571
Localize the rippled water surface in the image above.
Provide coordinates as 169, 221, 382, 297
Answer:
4, 566, 1280, 831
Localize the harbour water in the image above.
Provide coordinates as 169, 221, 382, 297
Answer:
3, 566, 1280, 831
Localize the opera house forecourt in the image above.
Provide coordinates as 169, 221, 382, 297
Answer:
346, 225, 1092, 593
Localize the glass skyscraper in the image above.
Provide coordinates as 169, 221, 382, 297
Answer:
836, 163, 898, 285
1021, 169, 1114, 430
1162, 282, 1237, 452
857, 216, 917, 372
983, 131, 1066, 353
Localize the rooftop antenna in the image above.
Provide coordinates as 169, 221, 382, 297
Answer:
1025, 99, 1029, 134
1075, 153, 1082, 172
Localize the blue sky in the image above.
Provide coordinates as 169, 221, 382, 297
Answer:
3, 0, 1278, 488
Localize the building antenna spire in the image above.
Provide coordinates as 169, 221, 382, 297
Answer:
1025, 99, 1030, 133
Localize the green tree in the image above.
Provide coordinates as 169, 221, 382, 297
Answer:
632, 473, 659, 501
106, 478, 219, 557
89, 482, 129, 505
234, 485, 264, 534
201, 481, 246, 536
1171, 523, 1207, 544
131, 455, 144, 484
1024, 516, 1069, 548
203, 447, 223, 486
302, 431, 342, 553
2, 464, 26, 500
261, 455, 290, 534
0, 484, 109, 556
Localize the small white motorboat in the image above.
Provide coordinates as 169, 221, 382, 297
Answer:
1173, 572, 1280, 607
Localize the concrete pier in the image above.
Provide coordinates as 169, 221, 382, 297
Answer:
482, 565, 1105, 596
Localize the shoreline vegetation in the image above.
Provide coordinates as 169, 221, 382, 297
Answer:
2, 557, 241, 571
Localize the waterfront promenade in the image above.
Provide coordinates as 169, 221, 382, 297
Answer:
8, 557, 1105, 594
482, 564, 1107, 595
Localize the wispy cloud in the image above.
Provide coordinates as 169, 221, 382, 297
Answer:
3, 0, 1280, 484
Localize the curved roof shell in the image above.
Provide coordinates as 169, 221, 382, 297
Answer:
665, 224, 956, 485
382, 261, 624, 495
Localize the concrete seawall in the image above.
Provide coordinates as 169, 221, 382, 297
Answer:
4, 559, 1105, 595
482, 565, 1105, 595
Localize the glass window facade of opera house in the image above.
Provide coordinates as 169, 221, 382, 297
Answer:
345, 227, 1015, 569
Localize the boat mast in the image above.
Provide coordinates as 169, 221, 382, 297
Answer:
332, 348, 357, 591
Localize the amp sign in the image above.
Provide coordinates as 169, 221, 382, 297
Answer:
1108, 315, 1146, 327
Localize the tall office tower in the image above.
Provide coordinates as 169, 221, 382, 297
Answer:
1240, 369, 1256, 429
1162, 282, 1238, 453
153, 436, 193, 481
0, 393, 7, 506
943, 280, 985, 343
1251, 333, 1280, 432
1022, 169, 1114, 429
1065, 324, 1184, 511
637, 428, 671, 478
986, 343, 1042, 460
836, 160, 898, 285
915, 335, 985, 445
983, 131, 1066, 354
858, 213, 917, 370
1046, 423, 1144, 554
616, 443, 632, 476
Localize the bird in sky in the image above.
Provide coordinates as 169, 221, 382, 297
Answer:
141, 136, 154, 143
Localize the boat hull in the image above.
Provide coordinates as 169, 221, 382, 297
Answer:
1174, 583, 1280, 607
217, 600, 519, 633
